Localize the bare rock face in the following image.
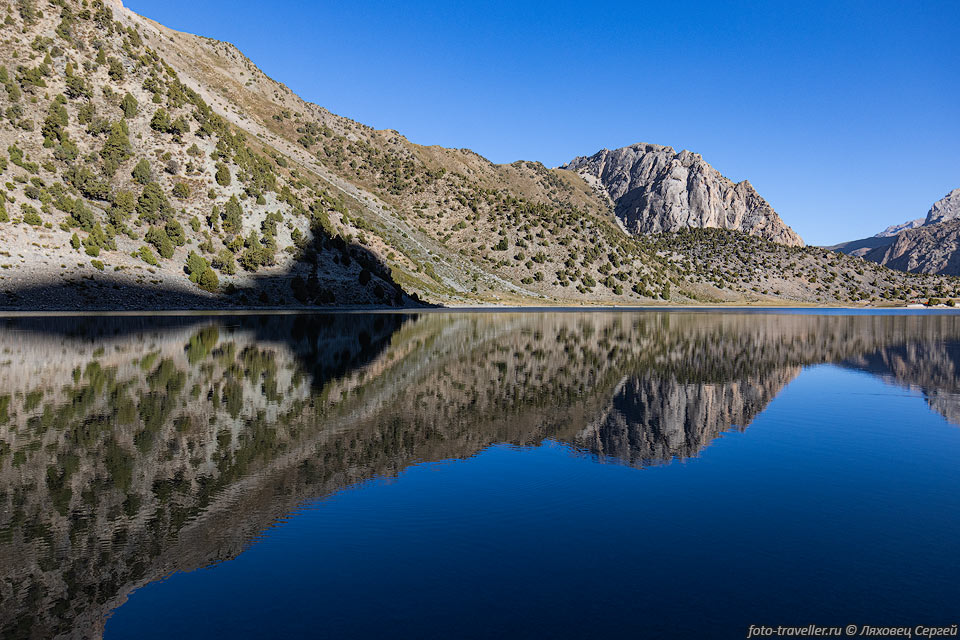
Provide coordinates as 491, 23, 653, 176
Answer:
923, 188, 960, 226
865, 218, 960, 275
561, 143, 804, 246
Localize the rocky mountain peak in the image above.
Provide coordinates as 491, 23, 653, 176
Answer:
561, 143, 804, 246
924, 188, 960, 226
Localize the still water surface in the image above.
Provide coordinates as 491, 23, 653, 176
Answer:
0, 311, 958, 638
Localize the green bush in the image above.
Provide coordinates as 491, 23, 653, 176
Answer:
136, 245, 159, 265
198, 267, 218, 292
137, 182, 173, 223
41, 95, 68, 144
54, 137, 79, 161
83, 223, 115, 254
145, 226, 174, 259
150, 108, 170, 132
21, 204, 42, 225
212, 248, 236, 275
239, 231, 274, 272
132, 158, 152, 185
172, 182, 190, 199
120, 92, 138, 118
163, 220, 184, 247
221, 195, 242, 234
168, 116, 190, 136
107, 57, 124, 82
100, 122, 132, 174
185, 251, 220, 292
215, 162, 231, 187
186, 251, 207, 280
65, 73, 90, 99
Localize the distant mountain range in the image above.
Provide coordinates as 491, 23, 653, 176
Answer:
0, 0, 955, 308
829, 188, 960, 275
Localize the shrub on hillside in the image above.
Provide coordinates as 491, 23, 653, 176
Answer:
212, 248, 236, 275
145, 226, 174, 259
221, 195, 242, 234
172, 182, 190, 199
136, 245, 159, 266
120, 92, 138, 118
136, 182, 173, 223
21, 204, 42, 226
215, 162, 231, 187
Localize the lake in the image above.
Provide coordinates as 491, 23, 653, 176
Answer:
1, 311, 959, 639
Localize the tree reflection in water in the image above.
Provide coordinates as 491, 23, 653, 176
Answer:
1, 311, 960, 638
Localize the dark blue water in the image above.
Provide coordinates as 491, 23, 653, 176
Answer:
1, 312, 959, 639
104, 366, 960, 639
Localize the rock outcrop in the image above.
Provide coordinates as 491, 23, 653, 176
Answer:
561, 143, 804, 246
923, 187, 960, 226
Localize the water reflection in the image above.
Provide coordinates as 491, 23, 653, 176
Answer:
1, 312, 959, 638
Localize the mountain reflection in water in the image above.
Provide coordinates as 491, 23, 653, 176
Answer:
1, 311, 960, 638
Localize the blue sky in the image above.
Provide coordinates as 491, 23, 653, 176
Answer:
124, 0, 959, 246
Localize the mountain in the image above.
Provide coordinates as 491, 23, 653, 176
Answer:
876, 219, 927, 237
0, 0, 956, 307
863, 218, 960, 275
828, 219, 924, 258
560, 143, 804, 246
924, 187, 960, 225
831, 188, 960, 275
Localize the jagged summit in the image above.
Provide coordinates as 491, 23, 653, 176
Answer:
561, 143, 804, 247
924, 187, 960, 225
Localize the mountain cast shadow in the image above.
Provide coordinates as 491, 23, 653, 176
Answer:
0, 217, 432, 311
3, 312, 960, 637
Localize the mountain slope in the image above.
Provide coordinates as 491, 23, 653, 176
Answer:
832, 188, 960, 275
561, 143, 804, 247
828, 218, 924, 257
0, 0, 956, 307
863, 218, 960, 275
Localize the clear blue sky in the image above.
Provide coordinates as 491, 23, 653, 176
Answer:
125, 0, 959, 246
